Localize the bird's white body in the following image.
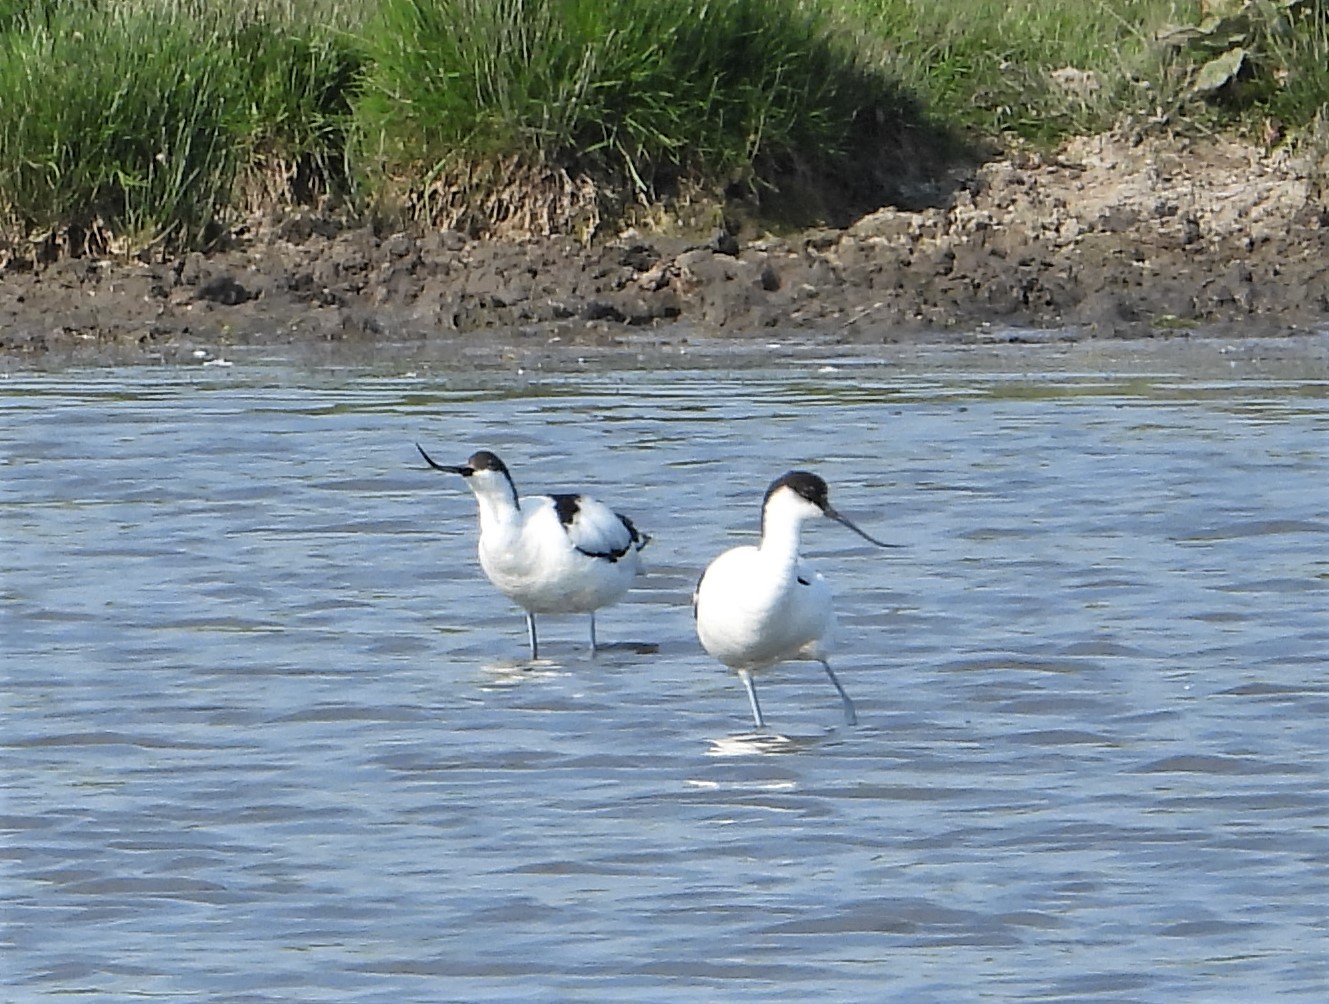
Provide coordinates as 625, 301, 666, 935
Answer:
418, 447, 648, 658
694, 492, 835, 670
473, 491, 645, 615
695, 471, 890, 727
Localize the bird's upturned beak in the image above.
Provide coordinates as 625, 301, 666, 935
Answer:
416, 443, 470, 476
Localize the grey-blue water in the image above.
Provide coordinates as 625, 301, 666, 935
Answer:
4, 335, 1328, 1002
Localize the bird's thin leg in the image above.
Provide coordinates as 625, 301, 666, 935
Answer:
589, 612, 598, 655
739, 670, 765, 729
526, 612, 539, 661
820, 659, 857, 726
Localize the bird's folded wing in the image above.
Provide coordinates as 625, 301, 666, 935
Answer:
548, 494, 642, 561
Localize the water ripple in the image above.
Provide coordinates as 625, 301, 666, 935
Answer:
4, 343, 1328, 1001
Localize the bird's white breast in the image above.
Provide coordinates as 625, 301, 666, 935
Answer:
476, 494, 642, 614
694, 545, 834, 670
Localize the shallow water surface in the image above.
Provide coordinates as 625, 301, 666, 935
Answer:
4, 337, 1328, 1002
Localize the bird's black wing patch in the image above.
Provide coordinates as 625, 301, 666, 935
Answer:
551, 493, 582, 527
617, 512, 650, 551
551, 493, 637, 563
797, 575, 811, 586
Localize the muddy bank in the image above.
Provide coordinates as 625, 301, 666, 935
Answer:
2, 134, 1327, 366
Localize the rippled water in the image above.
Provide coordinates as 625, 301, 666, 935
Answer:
4, 335, 1328, 1002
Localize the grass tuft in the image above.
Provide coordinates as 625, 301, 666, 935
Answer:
353, 0, 925, 233
0, 2, 241, 256
847, 0, 1329, 146
1, 0, 1326, 257
0, 0, 362, 259
844, 0, 1197, 139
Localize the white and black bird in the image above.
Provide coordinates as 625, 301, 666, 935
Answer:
417, 446, 650, 659
694, 470, 892, 728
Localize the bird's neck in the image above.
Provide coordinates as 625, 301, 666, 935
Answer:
758, 507, 806, 568
473, 490, 522, 539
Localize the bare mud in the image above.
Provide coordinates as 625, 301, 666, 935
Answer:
2, 133, 1327, 368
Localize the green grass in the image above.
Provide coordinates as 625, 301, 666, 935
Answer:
0, 0, 361, 256
228, 13, 365, 207
0, 2, 239, 254
353, 0, 918, 214
846, 0, 1328, 141
1, 0, 1325, 258
844, 0, 1194, 138
1225, 0, 1329, 126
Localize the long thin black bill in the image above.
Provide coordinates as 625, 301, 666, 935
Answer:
416, 443, 466, 475
825, 506, 897, 548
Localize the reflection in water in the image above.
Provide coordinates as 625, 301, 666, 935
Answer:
476, 660, 569, 684
4, 336, 1328, 1001
706, 732, 838, 757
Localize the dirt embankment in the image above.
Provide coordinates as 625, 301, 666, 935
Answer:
2, 133, 1327, 365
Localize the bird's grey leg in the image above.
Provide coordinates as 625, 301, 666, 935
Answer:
739, 670, 765, 729
820, 659, 857, 726
526, 612, 539, 661
588, 612, 598, 655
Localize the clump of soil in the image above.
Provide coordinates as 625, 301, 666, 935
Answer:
2, 133, 1326, 365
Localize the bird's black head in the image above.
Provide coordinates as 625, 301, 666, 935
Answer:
765, 470, 830, 513
417, 445, 511, 478
465, 450, 510, 478
761, 469, 894, 548
416, 445, 519, 507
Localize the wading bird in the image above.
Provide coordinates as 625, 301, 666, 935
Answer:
417, 446, 649, 659
694, 470, 892, 727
